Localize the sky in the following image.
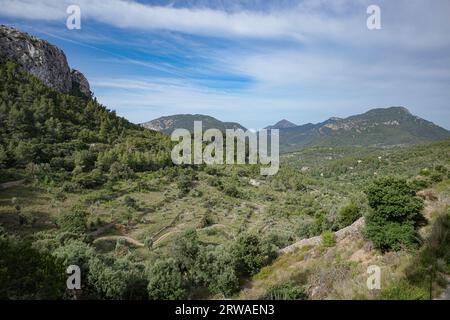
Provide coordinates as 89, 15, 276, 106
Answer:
1, 0, 450, 130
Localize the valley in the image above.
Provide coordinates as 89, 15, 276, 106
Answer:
0, 25, 449, 301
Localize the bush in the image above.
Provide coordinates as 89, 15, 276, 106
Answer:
364, 177, 424, 252
337, 203, 361, 228
88, 256, 148, 299
366, 177, 423, 222
72, 169, 106, 189
231, 233, 265, 276
365, 218, 417, 251
410, 178, 430, 191
401, 210, 450, 298
194, 246, 239, 297
147, 258, 187, 300
263, 282, 307, 300
109, 162, 135, 181
223, 183, 242, 198
144, 237, 154, 249
198, 212, 214, 228
171, 229, 199, 273
123, 195, 139, 210
0, 236, 65, 299
57, 208, 88, 234
177, 172, 196, 196
378, 280, 428, 300
321, 231, 336, 247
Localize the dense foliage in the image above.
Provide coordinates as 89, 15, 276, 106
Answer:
0, 57, 449, 300
0, 59, 173, 186
364, 177, 424, 251
0, 230, 65, 299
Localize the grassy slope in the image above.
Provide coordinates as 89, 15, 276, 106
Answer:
1, 139, 448, 299
239, 179, 450, 300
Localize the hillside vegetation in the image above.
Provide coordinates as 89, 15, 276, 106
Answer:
278, 107, 450, 152
141, 114, 246, 135
0, 56, 449, 300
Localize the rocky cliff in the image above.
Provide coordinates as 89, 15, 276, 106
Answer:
0, 25, 91, 96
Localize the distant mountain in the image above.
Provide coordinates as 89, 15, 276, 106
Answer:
141, 114, 246, 135
278, 107, 450, 152
265, 119, 297, 129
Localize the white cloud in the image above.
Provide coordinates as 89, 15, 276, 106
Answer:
2, 0, 450, 129
2, 0, 450, 49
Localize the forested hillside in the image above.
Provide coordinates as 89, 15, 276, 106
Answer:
141, 114, 246, 135
277, 107, 450, 152
0, 57, 173, 183
0, 55, 449, 301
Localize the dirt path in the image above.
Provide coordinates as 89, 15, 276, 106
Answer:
149, 212, 182, 240
152, 223, 232, 247
93, 235, 144, 247
0, 179, 26, 190
153, 229, 183, 246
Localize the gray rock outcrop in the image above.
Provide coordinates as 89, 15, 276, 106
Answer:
0, 25, 91, 96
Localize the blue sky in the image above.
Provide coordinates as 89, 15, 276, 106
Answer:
1, 0, 450, 129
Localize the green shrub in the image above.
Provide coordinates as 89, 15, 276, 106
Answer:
109, 162, 135, 181
198, 213, 214, 228
223, 183, 242, 198
231, 233, 265, 276
193, 245, 239, 297
263, 282, 307, 300
57, 208, 88, 234
378, 280, 428, 300
123, 195, 139, 210
144, 237, 153, 249
147, 258, 187, 300
72, 169, 106, 189
364, 177, 424, 251
0, 236, 65, 299
171, 229, 200, 273
365, 216, 418, 251
337, 203, 361, 228
321, 231, 336, 247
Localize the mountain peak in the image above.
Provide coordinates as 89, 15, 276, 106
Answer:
278, 106, 450, 152
265, 119, 297, 129
141, 114, 246, 134
0, 25, 91, 96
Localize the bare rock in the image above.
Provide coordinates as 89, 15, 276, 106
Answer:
71, 69, 91, 96
0, 25, 91, 96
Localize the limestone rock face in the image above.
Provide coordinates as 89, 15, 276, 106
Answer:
0, 25, 91, 96
71, 69, 91, 96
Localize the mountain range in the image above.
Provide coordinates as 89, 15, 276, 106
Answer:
143, 108, 450, 152
1, 25, 448, 153
275, 107, 450, 152
141, 114, 246, 134
265, 119, 297, 130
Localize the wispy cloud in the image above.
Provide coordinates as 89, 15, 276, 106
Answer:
2, 0, 450, 49
1, 0, 450, 129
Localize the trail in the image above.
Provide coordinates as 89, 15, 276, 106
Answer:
153, 224, 231, 247
153, 229, 183, 246
93, 235, 144, 247
0, 179, 26, 190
